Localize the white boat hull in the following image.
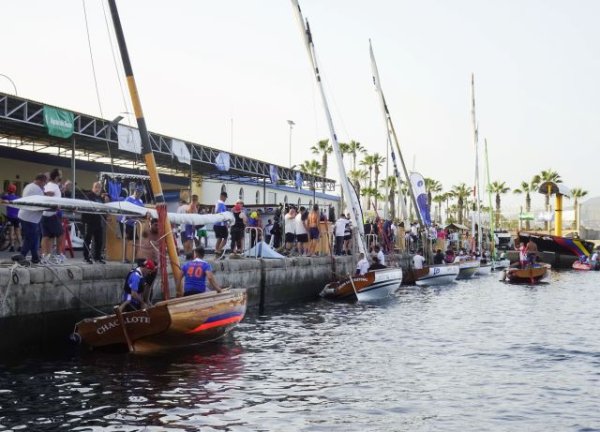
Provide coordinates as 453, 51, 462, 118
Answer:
356, 268, 403, 301
415, 265, 459, 286
456, 259, 480, 279
475, 262, 493, 276
492, 259, 511, 271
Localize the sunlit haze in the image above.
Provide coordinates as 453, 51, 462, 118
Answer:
2, 0, 598, 215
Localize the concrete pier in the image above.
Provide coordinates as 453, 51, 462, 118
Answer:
0, 256, 358, 353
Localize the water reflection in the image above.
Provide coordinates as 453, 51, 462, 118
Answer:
1, 271, 600, 431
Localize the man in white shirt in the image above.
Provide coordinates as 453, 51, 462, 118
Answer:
334, 214, 349, 256
284, 206, 297, 255
41, 168, 65, 263
373, 244, 385, 266
17, 173, 47, 263
355, 252, 369, 276
413, 249, 426, 269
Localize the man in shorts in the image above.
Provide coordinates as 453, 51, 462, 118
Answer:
41, 168, 65, 263
214, 191, 228, 256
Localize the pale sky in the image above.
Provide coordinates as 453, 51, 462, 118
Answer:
2, 0, 599, 214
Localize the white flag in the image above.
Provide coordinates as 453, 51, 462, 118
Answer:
171, 139, 191, 165
117, 124, 141, 154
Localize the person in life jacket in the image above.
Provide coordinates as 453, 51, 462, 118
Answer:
119, 259, 156, 312
176, 246, 223, 296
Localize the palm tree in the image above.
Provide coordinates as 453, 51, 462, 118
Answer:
537, 169, 562, 231
361, 186, 383, 211
310, 139, 332, 191
299, 159, 322, 192
380, 175, 398, 220
512, 175, 541, 230
488, 180, 510, 227
569, 187, 588, 230
348, 169, 368, 204
450, 183, 472, 225
360, 154, 376, 190
347, 140, 366, 170
425, 178, 443, 212
371, 153, 386, 210
432, 194, 445, 224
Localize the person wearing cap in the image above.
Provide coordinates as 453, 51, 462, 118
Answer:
177, 246, 223, 296
213, 191, 229, 257
247, 210, 261, 249
1, 183, 22, 252
230, 200, 247, 255
17, 173, 47, 263
119, 258, 155, 312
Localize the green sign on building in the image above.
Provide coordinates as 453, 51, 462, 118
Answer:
43, 105, 74, 139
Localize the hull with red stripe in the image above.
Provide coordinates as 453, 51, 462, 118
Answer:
74, 289, 246, 354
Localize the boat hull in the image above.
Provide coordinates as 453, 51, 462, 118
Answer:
414, 265, 459, 286
74, 289, 247, 354
475, 262, 493, 276
456, 260, 480, 280
518, 232, 594, 259
321, 268, 402, 301
492, 259, 511, 271
505, 265, 549, 284
572, 261, 594, 271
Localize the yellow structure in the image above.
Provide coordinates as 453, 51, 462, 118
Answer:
538, 182, 570, 237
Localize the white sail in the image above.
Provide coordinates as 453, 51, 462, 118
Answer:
369, 40, 423, 230
290, 0, 366, 256
471, 74, 483, 253
5, 196, 234, 225
105, 201, 235, 225
369, 40, 409, 228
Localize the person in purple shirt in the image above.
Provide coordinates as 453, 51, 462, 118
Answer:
1, 184, 21, 252
177, 247, 223, 296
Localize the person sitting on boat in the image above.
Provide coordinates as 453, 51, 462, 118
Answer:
355, 252, 369, 276
433, 249, 445, 265
444, 248, 455, 264
373, 244, 385, 266
120, 259, 155, 312
412, 249, 426, 269
591, 249, 600, 270
368, 255, 386, 271
177, 246, 223, 296
525, 239, 538, 267
517, 242, 527, 268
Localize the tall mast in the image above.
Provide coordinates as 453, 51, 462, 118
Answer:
107, 0, 182, 295
369, 40, 409, 229
484, 138, 495, 258
471, 73, 482, 252
290, 0, 366, 256
370, 41, 423, 230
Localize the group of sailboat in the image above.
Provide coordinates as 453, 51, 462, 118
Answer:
292, 0, 403, 301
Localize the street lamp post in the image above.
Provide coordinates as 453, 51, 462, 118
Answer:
0, 74, 18, 96
287, 120, 295, 168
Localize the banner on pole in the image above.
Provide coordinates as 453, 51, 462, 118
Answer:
171, 139, 191, 165
215, 152, 230, 171
117, 124, 142, 154
43, 105, 74, 139
409, 172, 431, 226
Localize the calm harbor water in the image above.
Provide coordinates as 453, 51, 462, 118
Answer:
1, 270, 600, 431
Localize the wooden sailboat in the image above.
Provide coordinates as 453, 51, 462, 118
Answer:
71, 0, 247, 353
291, 0, 402, 301
504, 264, 550, 284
